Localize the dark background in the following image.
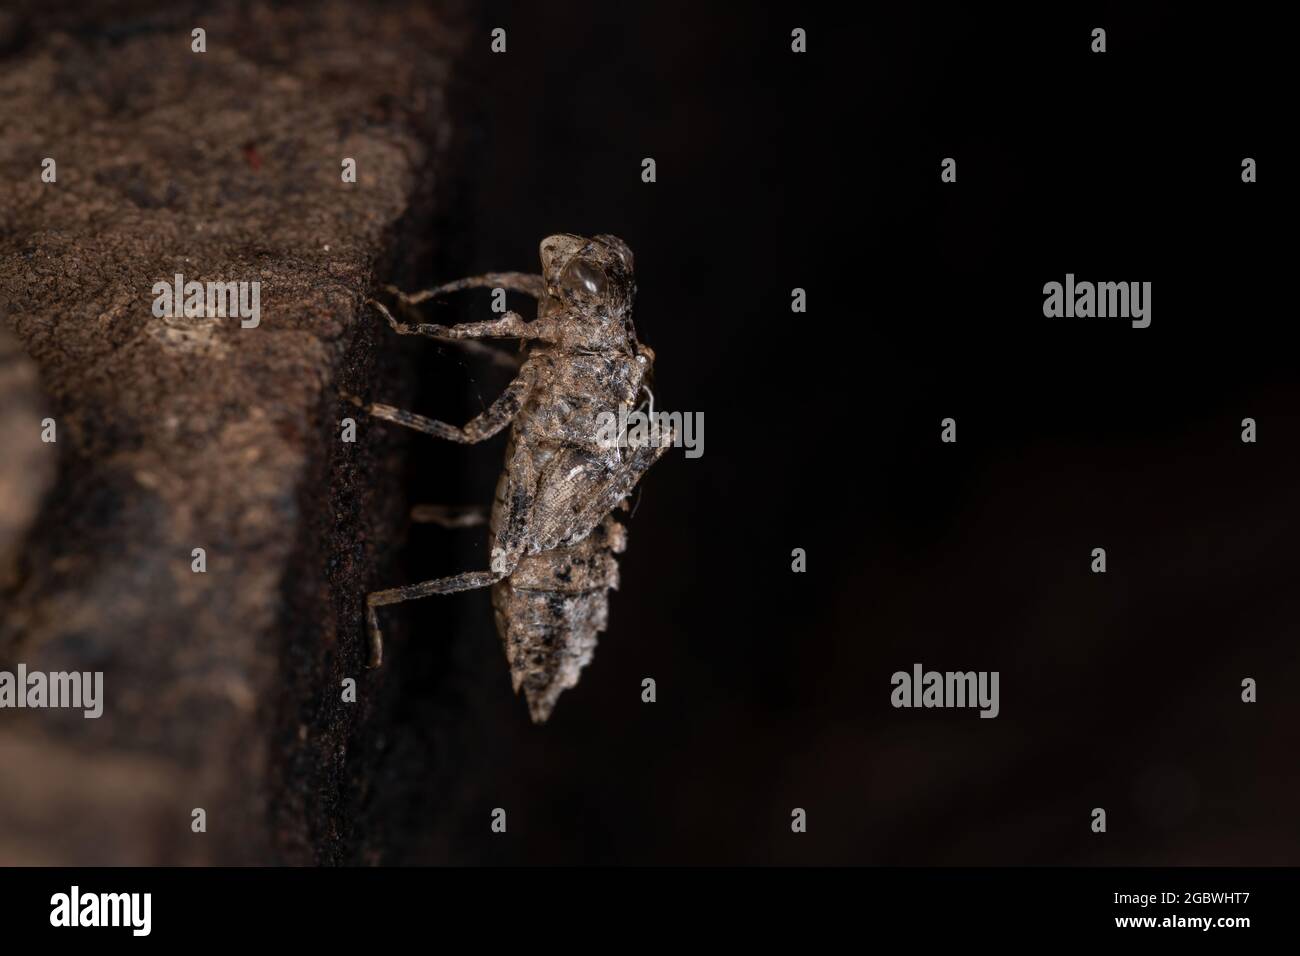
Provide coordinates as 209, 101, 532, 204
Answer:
364, 2, 1300, 864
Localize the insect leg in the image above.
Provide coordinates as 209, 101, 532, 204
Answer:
366, 443, 540, 668
367, 571, 503, 667
384, 272, 545, 304
365, 367, 532, 444
384, 297, 522, 371
368, 298, 544, 341
409, 504, 488, 528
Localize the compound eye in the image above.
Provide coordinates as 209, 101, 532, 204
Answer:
560, 257, 607, 297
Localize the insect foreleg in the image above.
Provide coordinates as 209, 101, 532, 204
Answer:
384, 296, 523, 371
368, 298, 544, 341
384, 272, 545, 304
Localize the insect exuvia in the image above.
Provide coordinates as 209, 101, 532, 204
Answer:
360, 234, 672, 723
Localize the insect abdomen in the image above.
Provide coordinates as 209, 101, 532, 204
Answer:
491, 516, 627, 723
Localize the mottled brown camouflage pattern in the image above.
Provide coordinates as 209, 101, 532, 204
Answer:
364, 234, 671, 722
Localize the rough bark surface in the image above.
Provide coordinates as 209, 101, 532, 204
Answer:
0, 0, 465, 864
0, 326, 54, 585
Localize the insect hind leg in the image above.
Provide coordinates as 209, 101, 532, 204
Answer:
365, 432, 540, 669
366, 569, 505, 668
